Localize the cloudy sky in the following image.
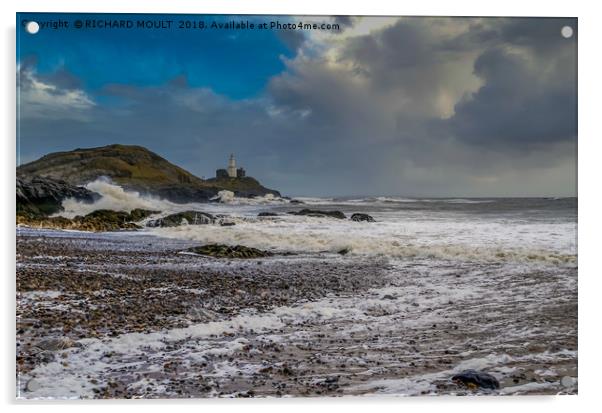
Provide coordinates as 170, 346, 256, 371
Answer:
17, 13, 577, 197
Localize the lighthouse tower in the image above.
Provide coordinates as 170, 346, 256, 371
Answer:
227, 154, 237, 178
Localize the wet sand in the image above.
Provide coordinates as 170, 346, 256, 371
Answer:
16, 229, 577, 398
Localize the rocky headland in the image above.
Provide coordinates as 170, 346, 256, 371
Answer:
17, 144, 280, 204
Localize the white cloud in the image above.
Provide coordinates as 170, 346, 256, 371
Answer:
18, 65, 95, 120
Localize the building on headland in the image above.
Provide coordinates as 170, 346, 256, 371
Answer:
216, 154, 246, 178
215, 168, 229, 178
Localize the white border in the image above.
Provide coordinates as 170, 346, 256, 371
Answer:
2, 1, 600, 412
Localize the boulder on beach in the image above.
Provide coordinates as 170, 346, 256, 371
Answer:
350, 213, 375, 222
258, 212, 279, 217
451, 370, 500, 390
186, 244, 273, 259
146, 210, 214, 227
290, 209, 346, 219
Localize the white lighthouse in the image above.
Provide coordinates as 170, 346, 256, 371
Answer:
227, 153, 237, 178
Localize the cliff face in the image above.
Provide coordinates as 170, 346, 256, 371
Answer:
17, 144, 280, 203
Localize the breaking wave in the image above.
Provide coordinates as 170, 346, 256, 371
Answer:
56, 179, 178, 219
210, 190, 289, 205
148, 220, 576, 265
56, 180, 289, 218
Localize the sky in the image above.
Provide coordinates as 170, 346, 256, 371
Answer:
17, 13, 577, 197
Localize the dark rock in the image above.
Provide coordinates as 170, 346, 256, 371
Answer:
220, 222, 236, 227
258, 212, 278, 217
186, 244, 273, 259
291, 209, 346, 219
289, 199, 304, 204
337, 248, 351, 255
350, 213, 375, 222
128, 208, 159, 222
147, 211, 214, 227
452, 370, 500, 390
70, 210, 146, 231
17, 174, 98, 219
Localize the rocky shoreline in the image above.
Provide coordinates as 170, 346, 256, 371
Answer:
17, 231, 391, 397
16, 229, 577, 398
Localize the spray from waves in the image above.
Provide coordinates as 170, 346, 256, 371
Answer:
210, 190, 289, 205
56, 180, 291, 219
55, 178, 179, 219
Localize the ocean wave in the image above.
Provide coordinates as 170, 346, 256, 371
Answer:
210, 190, 289, 205
147, 222, 576, 265
443, 198, 494, 204
56, 180, 289, 219
56, 178, 178, 218
374, 197, 419, 203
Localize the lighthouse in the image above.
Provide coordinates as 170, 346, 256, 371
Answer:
227, 153, 237, 178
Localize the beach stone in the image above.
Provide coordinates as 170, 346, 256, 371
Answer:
187, 244, 273, 259
26, 378, 41, 392
337, 248, 351, 255
37, 337, 78, 351
220, 222, 236, 227
291, 209, 346, 219
350, 213, 375, 222
451, 370, 500, 390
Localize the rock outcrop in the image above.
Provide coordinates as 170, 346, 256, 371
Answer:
350, 213, 375, 222
17, 208, 157, 232
258, 212, 278, 217
451, 370, 500, 390
146, 211, 214, 227
186, 244, 273, 259
17, 174, 98, 218
290, 209, 346, 219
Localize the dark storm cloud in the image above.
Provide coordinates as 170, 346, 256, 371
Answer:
18, 17, 577, 196
498, 17, 577, 54
333, 17, 576, 151
446, 47, 577, 148
333, 16, 355, 29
